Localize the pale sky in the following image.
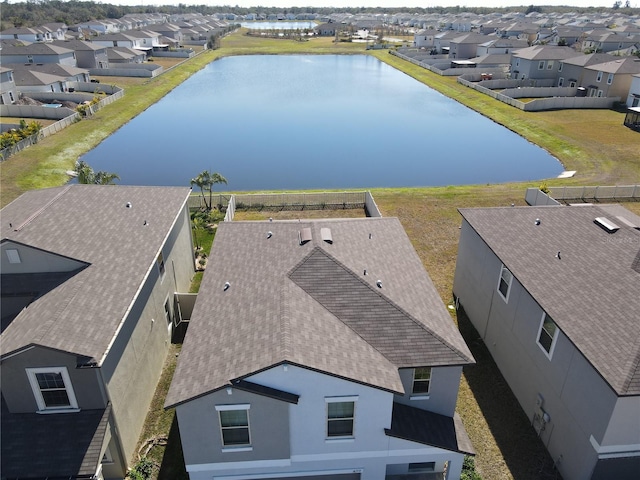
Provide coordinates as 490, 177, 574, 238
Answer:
102, 1, 625, 9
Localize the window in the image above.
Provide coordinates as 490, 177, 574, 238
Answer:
607, 73, 613, 85
412, 367, 432, 395
538, 60, 545, 70
547, 61, 554, 70
326, 398, 355, 438
558, 77, 564, 87
497, 265, 513, 302
597, 90, 603, 97
26, 367, 78, 412
156, 251, 165, 279
216, 405, 250, 447
537, 313, 558, 358
408, 462, 436, 473
569, 80, 576, 87
515, 58, 520, 67
596, 71, 603, 82
558, 62, 563, 72
6, 249, 21, 264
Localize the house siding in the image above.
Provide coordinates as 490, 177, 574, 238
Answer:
176, 387, 291, 466
1, 347, 105, 413
100, 203, 193, 465
1, 241, 87, 274
453, 218, 637, 480
395, 366, 462, 417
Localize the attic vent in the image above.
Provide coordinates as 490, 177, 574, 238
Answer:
299, 227, 312, 245
594, 217, 620, 233
321, 227, 333, 244
616, 216, 640, 230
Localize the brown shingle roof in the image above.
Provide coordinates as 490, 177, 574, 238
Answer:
0, 185, 191, 364
165, 218, 474, 408
459, 205, 640, 396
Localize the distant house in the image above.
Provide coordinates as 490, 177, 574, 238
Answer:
476, 38, 528, 56
0, 66, 18, 104
166, 218, 476, 480
580, 57, 640, 99
448, 33, 493, 60
316, 22, 338, 36
107, 46, 146, 64
0, 27, 52, 43
556, 52, 616, 87
6, 62, 90, 93
1, 185, 195, 479
413, 29, 435, 49
627, 73, 640, 107
510, 45, 577, 81
0, 42, 77, 66
51, 39, 109, 69
453, 204, 640, 480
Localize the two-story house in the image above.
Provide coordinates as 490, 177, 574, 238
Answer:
453, 204, 640, 480
556, 52, 616, 87
0, 66, 18, 104
166, 218, 476, 480
0, 42, 77, 66
581, 57, 640, 99
1, 185, 195, 479
510, 45, 577, 81
51, 39, 110, 69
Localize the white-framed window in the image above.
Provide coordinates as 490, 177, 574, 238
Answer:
596, 71, 603, 82
216, 404, 251, 447
537, 313, 559, 359
515, 58, 520, 67
6, 248, 21, 264
412, 367, 432, 396
26, 367, 79, 412
558, 77, 564, 87
497, 264, 513, 302
558, 62, 563, 72
607, 73, 613, 85
326, 397, 356, 438
547, 60, 554, 70
597, 90, 603, 97
569, 80, 576, 87
538, 60, 545, 70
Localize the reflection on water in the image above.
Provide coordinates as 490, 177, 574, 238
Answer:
81, 55, 563, 191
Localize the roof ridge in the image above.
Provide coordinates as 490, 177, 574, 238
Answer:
621, 329, 640, 395
290, 247, 470, 365
280, 276, 292, 360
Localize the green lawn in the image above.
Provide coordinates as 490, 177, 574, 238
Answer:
3, 29, 639, 480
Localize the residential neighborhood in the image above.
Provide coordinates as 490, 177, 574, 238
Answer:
1, 4, 640, 480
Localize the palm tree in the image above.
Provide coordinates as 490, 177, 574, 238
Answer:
74, 160, 119, 185
190, 170, 212, 210
190, 170, 227, 211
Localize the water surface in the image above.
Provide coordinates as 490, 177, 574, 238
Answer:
82, 55, 563, 191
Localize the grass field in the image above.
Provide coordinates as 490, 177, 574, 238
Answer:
2, 29, 638, 480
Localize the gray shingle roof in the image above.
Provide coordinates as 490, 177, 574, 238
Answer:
0, 396, 110, 478
459, 205, 640, 396
165, 218, 474, 408
385, 402, 475, 455
0, 185, 191, 364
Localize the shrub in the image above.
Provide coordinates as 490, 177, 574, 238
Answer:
461, 455, 482, 480
126, 458, 154, 480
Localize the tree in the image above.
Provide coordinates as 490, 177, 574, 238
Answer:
190, 170, 227, 211
74, 160, 119, 185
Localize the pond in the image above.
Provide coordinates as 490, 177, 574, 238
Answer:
81, 55, 563, 191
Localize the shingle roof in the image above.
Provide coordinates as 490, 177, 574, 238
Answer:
0, 185, 191, 364
385, 402, 475, 455
0, 396, 110, 478
459, 205, 640, 396
165, 218, 474, 408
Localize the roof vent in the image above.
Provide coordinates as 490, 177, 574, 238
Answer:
223, 281, 230, 291
594, 217, 620, 233
535, 218, 541, 225
376, 280, 382, 288
299, 227, 312, 245
267, 231, 273, 239
321, 227, 333, 244
126, 202, 132, 208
